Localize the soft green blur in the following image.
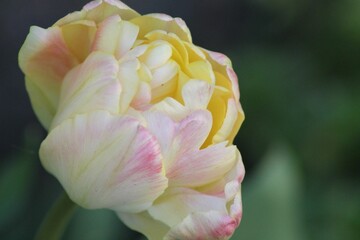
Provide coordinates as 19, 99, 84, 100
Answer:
1, 0, 359, 239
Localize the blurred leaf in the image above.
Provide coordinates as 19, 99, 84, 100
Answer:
232, 143, 305, 240
0, 126, 41, 233
64, 208, 142, 240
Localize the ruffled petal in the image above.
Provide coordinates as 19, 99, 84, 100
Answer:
18, 26, 78, 129
131, 14, 192, 43
168, 142, 237, 188
51, 51, 121, 128
40, 111, 168, 212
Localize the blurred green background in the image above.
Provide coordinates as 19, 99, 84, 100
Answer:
1, 0, 359, 239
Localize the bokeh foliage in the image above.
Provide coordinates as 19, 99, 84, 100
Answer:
1, 0, 359, 239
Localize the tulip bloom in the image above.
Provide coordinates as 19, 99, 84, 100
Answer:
19, 0, 245, 239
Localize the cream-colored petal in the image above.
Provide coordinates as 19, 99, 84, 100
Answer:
91, 15, 139, 59
91, 15, 121, 54
182, 79, 214, 109
196, 149, 244, 201
131, 81, 151, 110
168, 142, 237, 188
115, 21, 139, 58
83, 0, 140, 22
148, 97, 189, 122
19, 26, 78, 128
148, 188, 227, 227
40, 111, 168, 212
118, 211, 170, 240
51, 51, 120, 128
25, 77, 55, 129
131, 14, 192, 43
151, 60, 178, 89
145, 30, 188, 65
118, 59, 141, 113
165, 211, 238, 240
139, 41, 172, 69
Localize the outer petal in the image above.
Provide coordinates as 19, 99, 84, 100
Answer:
18, 26, 78, 129
51, 52, 121, 128
84, 0, 140, 22
168, 142, 237, 187
55, 0, 140, 27
213, 98, 245, 144
165, 211, 238, 240
148, 188, 227, 227
40, 111, 168, 212
118, 211, 170, 240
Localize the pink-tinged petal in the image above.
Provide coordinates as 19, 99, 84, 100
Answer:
131, 81, 151, 110
130, 14, 192, 43
197, 149, 245, 198
165, 211, 238, 240
148, 188, 227, 227
83, 0, 140, 22
40, 111, 168, 212
168, 142, 237, 187
118, 211, 170, 240
206, 49, 232, 68
182, 79, 214, 109
173, 110, 212, 151
19, 26, 78, 129
51, 52, 120, 128
146, 110, 237, 187
149, 97, 190, 121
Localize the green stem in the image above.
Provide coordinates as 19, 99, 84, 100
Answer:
35, 192, 78, 240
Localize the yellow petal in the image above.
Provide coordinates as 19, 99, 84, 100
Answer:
186, 60, 215, 84
139, 41, 172, 69
131, 14, 192, 43
61, 20, 96, 62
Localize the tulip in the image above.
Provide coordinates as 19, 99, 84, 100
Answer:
19, 0, 245, 239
